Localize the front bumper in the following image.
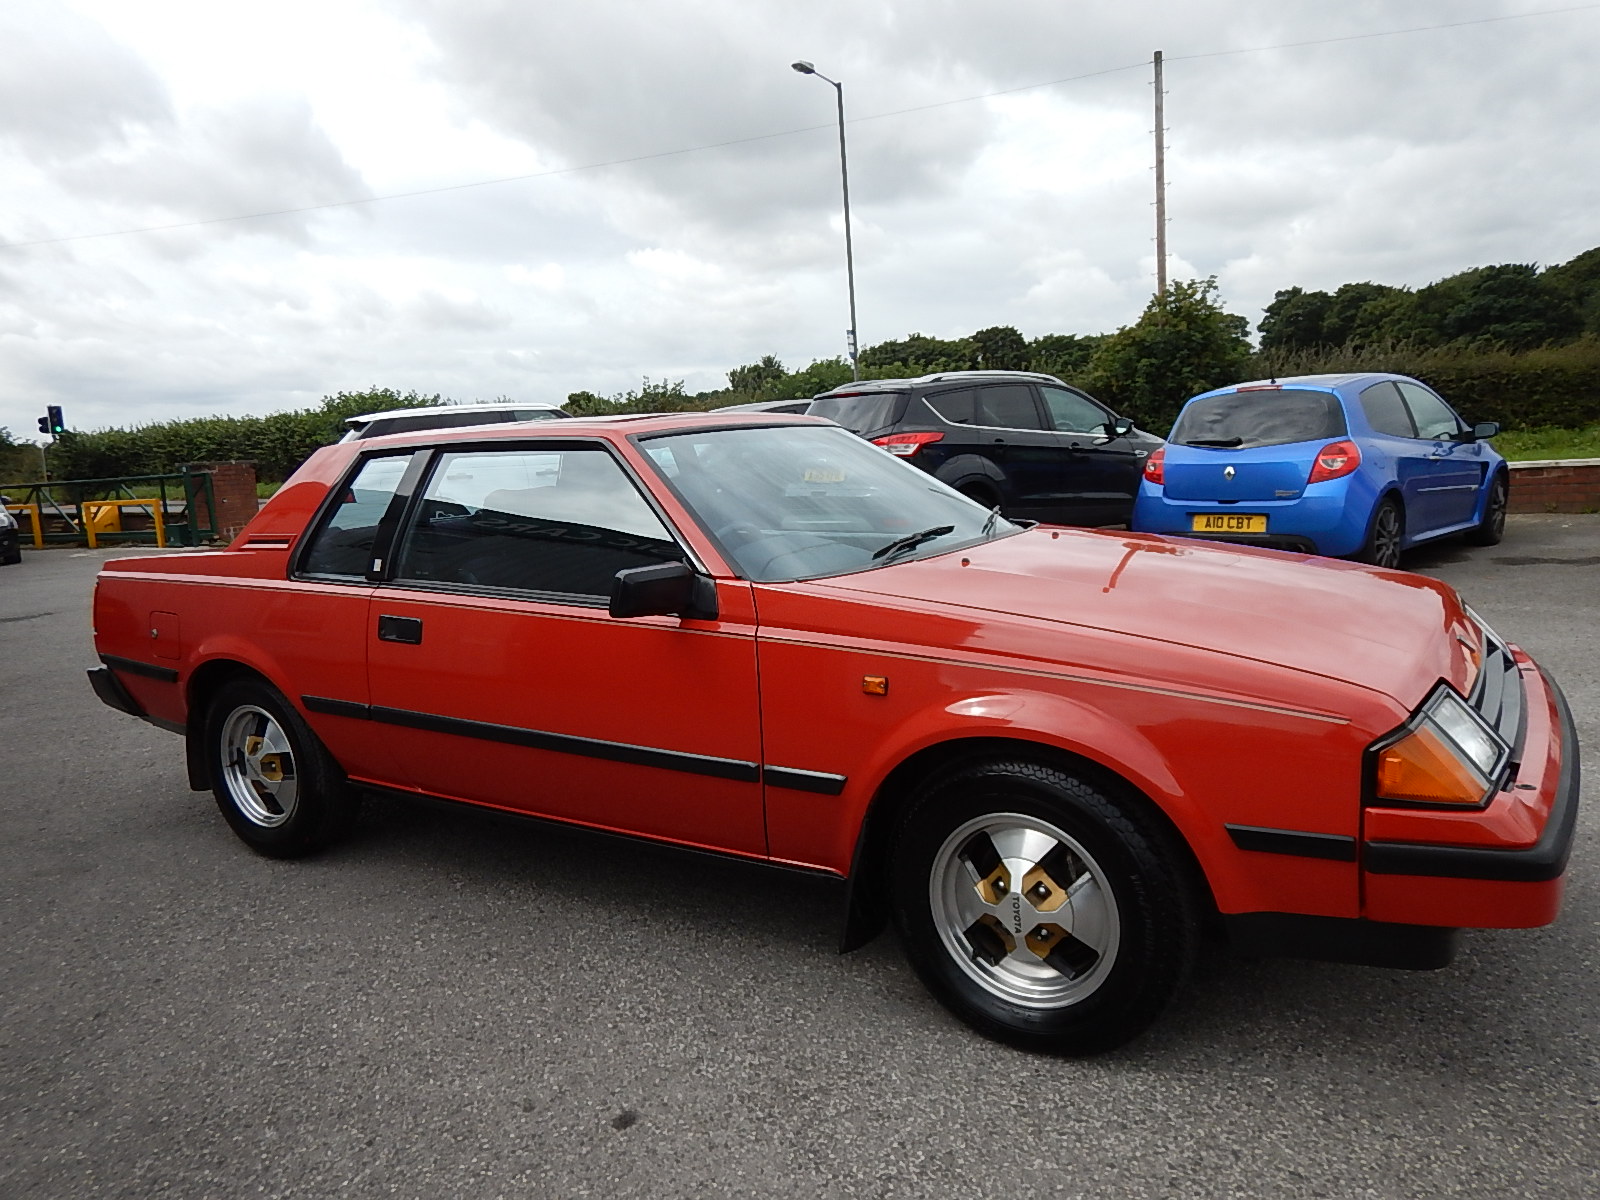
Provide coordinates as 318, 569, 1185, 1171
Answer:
1360, 656, 1579, 929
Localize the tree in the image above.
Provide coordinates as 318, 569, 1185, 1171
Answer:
1542, 247, 1600, 333
727, 355, 787, 397
1027, 333, 1104, 381
970, 325, 1029, 370
565, 390, 615, 416
860, 333, 975, 375
1258, 287, 1333, 351
1428, 264, 1581, 350
1086, 278, 1253, 431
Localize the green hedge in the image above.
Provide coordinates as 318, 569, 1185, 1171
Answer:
46, 389, 443, 483
1250, 338, 1600, 431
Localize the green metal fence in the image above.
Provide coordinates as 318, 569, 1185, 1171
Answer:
0, 469, 220, 548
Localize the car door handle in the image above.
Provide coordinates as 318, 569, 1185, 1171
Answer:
377, 614, 423, 644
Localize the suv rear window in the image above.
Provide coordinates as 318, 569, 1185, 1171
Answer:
1170, 389, 1346, 449
806, 393, 908, 434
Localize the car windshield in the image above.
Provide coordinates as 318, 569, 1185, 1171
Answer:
640, 424, 1022, 583
1169, 389, 1347, 449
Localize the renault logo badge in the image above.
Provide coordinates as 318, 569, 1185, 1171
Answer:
1223, 465, 1236, 480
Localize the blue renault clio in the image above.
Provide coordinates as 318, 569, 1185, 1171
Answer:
1130, 373, 1508, 568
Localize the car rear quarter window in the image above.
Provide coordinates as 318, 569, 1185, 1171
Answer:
1170, 389, 1346, 449
1396, 381, 1465, 441
806, 393, 908, 434
391, 447, 685, 601
299, 453, 420, 579
1359, 381, 1416, 437
923, 389, 978, 424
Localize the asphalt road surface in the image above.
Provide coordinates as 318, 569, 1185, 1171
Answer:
3, 517, 1596, 1199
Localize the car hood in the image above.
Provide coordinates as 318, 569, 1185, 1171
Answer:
804, 526, 1475, 707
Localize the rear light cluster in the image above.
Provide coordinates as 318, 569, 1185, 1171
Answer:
1307, 440, 1360, 484
871, 431, 944, 458
1142, 447, 1165, 485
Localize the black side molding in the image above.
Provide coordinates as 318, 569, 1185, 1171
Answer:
764, 767, 847, 796
1363, 668, 1580, 883
1226, 824, 1357, 862
1222, 912, 1458, 971
101, 654, 179, 683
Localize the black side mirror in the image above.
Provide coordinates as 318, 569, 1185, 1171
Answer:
1470, 421, 1500, 441
1105, 417, 1135, 437
610, 561, 718, 621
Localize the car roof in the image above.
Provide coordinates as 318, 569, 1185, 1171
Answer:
1193, 372, 1409, 400
350, 410, 832, 447
815, 370, 1065, 396
345, 401, 566, 424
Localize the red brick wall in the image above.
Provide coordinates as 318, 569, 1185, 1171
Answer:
1507, 459, 1600, 514
186, 461, 259, 539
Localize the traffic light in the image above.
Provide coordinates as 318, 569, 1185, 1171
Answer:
37, 414, 50, 435
41, 406, 65, 437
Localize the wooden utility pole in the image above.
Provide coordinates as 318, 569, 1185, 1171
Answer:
1153, 49, 1168, 298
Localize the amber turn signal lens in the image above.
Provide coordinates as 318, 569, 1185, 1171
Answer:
862, 675, 889, 695
1375, 723, 1488, 806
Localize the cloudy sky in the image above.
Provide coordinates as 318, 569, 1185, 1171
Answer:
3, 0, 1598, 442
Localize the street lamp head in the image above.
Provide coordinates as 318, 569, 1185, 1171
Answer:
790, 61, 816, 75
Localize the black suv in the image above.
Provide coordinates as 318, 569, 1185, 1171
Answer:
808, 371, 1162, 526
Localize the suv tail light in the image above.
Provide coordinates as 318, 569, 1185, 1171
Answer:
1307, 440, 1361, 484
1142, 446, 1165, 486
871, 431, 944, 458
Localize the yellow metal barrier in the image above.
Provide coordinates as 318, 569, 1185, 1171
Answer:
9, 502, 44, 549
83, 499, 166, 549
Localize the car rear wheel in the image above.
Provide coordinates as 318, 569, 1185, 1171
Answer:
889, 759, 1199, 1055
1357, 497, 1404, 569
1464, 473, 1508, 546
206, 678, 358, 857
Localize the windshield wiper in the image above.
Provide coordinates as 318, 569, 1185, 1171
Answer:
871, 524, 956, 561
1183, 437, 1244, 447
981, 506, 1003, 537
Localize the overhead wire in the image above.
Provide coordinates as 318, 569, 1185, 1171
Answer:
2, 2, 1596, 252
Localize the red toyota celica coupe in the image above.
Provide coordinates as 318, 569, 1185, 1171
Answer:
88, 413, 1578, 1054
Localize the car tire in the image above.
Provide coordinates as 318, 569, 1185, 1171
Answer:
0, 549, 19, 566
888, 758, 1199, 1056
1356, 497, 1404, 569
206, 677, 358, 858
1463, 472, 1508, 547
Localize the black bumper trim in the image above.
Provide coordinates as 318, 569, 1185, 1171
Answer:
1225, 824, 1357, 862
88, 666, 144, 717
101, 654, 179, 683
1222, 912, 1458, 970
1363, 668, 1580, 883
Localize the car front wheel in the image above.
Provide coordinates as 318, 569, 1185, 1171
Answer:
889, 759, 1199, 1055
1464, 473, 1508, 546
206, 678, 358, 857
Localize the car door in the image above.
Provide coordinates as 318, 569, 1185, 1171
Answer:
966, 383, 1082, 522
1395, 380, 1484, 532
364, 441, 767, 857
1038, 384, 1140, 526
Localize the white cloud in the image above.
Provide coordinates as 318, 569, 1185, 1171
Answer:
2, 0, 1598, 443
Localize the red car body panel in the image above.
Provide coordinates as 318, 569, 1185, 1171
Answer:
90, 414, 1576, 942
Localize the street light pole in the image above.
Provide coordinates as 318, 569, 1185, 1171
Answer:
792, 60, 860, 380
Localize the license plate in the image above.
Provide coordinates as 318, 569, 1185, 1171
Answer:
1191, 513, 1267, 534
803, 468, 846, 483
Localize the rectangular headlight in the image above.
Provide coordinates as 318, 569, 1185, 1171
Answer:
1372, 685, 1510, 808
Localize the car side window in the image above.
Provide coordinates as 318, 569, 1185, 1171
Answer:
977, 385, 1043, 430
1040, 386, 1112, 434
1358, 381, 1416, 438
298, 453, 418, 579
923, 389, 978, 424
390, 447, 686, 602
1396, 382, 1464, 441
